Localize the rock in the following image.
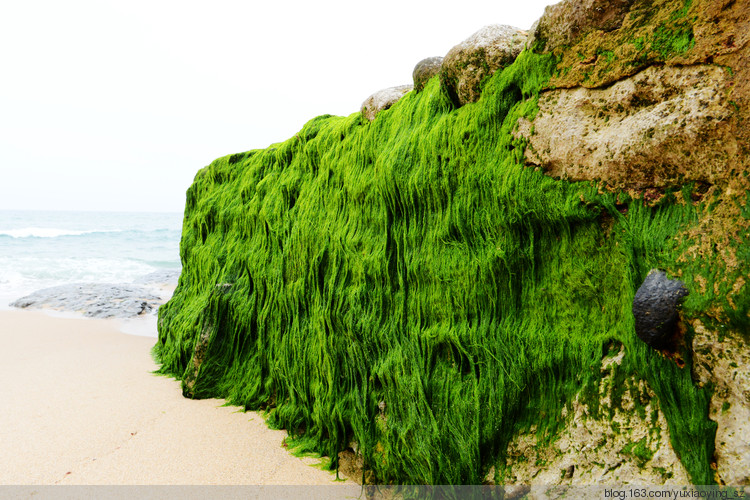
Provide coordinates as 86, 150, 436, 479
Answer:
691, 320, 750, 485
412, 57, 443, 92
440, 25, 527, 107
360, 85, 413, 122
632, 270, 688, 349
515, 64, 737, 193
527, 0, 634, 53
500, 346, 690, 486
10, 283, 164, 319
182, 320, 213, 398
503, 484, 531, 499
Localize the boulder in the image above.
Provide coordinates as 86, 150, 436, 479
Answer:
412, 57, 443, 92
440, 25, 527, 107
632, 270, 688, 349
360, 85, 413, 122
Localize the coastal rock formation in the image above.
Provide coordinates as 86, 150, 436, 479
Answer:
156, 0, 750, 487
439, 24, 526, 107
360, 85, 412, 122
11, 283, 164, 318
412, 57, 443, 92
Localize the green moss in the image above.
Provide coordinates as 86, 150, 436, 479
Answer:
155, 47, 721, 485
621, 436, 655, 468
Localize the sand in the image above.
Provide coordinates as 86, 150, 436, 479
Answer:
0, 310, 348, 486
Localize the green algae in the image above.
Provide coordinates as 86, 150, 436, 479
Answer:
155, 49, 722, 484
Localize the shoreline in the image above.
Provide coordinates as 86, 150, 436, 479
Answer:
0, 309, 346, 485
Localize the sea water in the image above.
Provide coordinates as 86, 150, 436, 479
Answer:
0, 210, 183, 310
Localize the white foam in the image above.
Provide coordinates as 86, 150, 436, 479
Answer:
0, 227, 124, 238
0, 227, 91, 238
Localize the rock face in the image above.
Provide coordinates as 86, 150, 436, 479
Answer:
516, 64, 736, 191
440, 24, 527, 107
691, 320, 750, 485
412, 57, 443, 92
360, 85, 413, 122
632, 270, 688, 349
495, 347, 690, 487
514, 0, 750, 484
517, 0, 750, 196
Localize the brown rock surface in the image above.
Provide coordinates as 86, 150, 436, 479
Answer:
518, 0, 750, 196
517, 64, 736, 191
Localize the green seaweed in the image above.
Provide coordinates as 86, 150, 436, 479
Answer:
155, 48, 721, 484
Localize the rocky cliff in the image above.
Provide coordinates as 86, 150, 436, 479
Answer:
155, 0, 749, 486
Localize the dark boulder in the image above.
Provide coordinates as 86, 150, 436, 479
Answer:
632, 270, 689, 349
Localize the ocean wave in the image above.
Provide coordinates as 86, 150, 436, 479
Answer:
0, 227, 119, 238
0, 227, 181, 239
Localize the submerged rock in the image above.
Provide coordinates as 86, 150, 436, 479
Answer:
632, 270, 688, 349
412, 57, 443, 92
11, 283, 165, 319
440, 24, 526, 107
360, 85, 413, 122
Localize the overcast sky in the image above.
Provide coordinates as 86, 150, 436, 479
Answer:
0, 1, 556, 213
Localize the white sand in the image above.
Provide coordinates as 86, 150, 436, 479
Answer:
0, 310, 348, 485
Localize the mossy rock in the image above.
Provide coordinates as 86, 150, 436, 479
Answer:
439, 24, 527, 107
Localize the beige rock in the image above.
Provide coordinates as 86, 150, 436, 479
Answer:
691, 320, 750, 485
516, 64, 737, 191
494, 347, 689, 486
360, 85, 413, 122
440, 25, 527, 107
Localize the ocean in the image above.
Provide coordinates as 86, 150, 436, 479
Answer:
0, 210, 183, 312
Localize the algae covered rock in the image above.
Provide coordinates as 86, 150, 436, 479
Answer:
156, 0, 750, 486
412, 57, 443, 92
360, 85, 412, 122
632, 270, 688, 349
440, 24, 526, 107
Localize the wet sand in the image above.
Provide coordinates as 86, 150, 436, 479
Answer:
0, 310, 346, 485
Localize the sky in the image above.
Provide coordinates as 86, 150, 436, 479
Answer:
0, 0, 557, 213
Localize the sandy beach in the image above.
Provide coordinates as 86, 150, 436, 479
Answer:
0, 310, 347, 486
